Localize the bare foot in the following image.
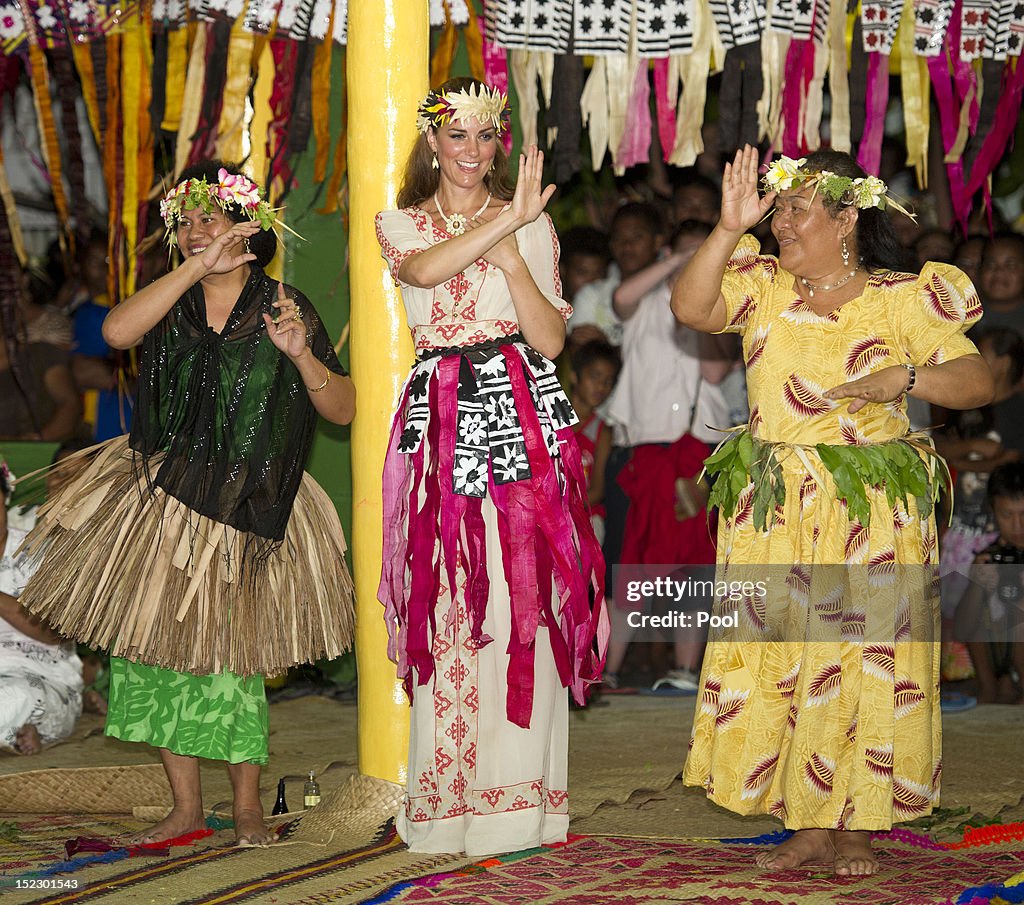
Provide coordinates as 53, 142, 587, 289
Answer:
234, 807, 274, 846
82, 689, 108, 715
14, 725, 42, 755
833, 830, 878, 876
121, 806, 206, 845
755, 829, 834, 870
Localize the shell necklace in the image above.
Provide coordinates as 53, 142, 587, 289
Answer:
800, 263, 861, 298
434, 192, 491, 236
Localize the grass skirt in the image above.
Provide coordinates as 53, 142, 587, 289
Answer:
19, 435, 354, 678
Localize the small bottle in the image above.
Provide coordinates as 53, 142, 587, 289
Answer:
271, 777, 289, 815
303, 770, 321, 808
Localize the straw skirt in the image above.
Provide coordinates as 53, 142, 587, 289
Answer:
19, 435, 355, 679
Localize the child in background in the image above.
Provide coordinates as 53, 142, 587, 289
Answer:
955, 462, 1024, 704
567, 203, 665, 350
558, 227, 610, 306
569, 341, 621, 544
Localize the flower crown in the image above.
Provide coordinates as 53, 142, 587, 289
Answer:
159, 168, 279, 247
762, 156, 915, 219
416, 84, 511, 135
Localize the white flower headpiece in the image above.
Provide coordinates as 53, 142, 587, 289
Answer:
763, 156, 915, 220
416, 83, 511, 135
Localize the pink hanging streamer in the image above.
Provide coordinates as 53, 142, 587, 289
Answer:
653, 58, 676, 162
616, 60, 653, 170
479, 0, 512, 153
927, 0, 972, 231
856, 51, 890, 176
379, 345, 608, 729
965, 59, 1024, 199
781, 39, 813, 156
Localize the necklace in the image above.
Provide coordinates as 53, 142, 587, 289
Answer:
800, 262, 861, 298
434, 192, 491, 236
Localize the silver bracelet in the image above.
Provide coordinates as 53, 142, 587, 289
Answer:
901, 362, 917, 394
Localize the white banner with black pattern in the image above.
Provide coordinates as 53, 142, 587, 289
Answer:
637, 0, 697, 55
912, 0, 953, 56
861, 0, 903, 53
985, 0, 1024, 57
709, 0, 767, 49
574, 0, 632, 54
493, 0, 572, 51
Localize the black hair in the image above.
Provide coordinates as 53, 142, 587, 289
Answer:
989, 461, 1024, 501
0, 463, 10, 500
611, 202, 664, 237
671, 219, 713, 246
571, 339, 622, 377
174, 160, 278, 268
975, 326, 1024, 385
800, 150, 909, 273
559, 226, 611, 267
981, 231, 1024, 267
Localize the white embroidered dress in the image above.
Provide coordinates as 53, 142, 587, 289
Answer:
375, 208, 591, 857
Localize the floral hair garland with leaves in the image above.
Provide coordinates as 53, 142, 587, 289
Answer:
763, 156, 916, 220
416, 83, 511, 135
159, 168, 282, 247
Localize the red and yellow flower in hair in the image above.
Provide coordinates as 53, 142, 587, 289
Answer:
416, 83, 511, 135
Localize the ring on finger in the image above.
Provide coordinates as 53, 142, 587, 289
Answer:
293, 304, 303, 321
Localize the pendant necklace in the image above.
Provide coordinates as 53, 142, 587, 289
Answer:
800, 262, 861, 298
434, 192, 491, 236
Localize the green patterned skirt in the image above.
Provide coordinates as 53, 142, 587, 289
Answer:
105, 658, 269, 764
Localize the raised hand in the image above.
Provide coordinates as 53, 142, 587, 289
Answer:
510, 145, 556, 226
720, 145, 776, 233
195, 221, 261, 274
262, 282, 308, 359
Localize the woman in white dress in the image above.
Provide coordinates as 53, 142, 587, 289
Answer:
375, 77, 608, 857
0, 462, 82, 755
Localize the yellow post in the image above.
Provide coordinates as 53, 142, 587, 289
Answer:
348, 1, 425, 782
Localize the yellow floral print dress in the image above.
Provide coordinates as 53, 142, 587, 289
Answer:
682, 236, 982, 831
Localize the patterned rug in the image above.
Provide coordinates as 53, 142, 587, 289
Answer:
349, 834, 1024, 905
0, 815, 142, 876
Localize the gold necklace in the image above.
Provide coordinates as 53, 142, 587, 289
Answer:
434, 192, 491, 236
800, 263, 861, 298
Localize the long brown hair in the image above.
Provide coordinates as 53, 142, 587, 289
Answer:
396, 77, 516, 209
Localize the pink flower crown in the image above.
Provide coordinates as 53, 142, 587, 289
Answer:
159, 168, 279, 247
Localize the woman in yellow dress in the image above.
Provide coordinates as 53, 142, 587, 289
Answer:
673, 147, 994, 876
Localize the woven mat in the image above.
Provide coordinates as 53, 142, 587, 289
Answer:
0, 814, 143, 876
342, 834, 1024, 905
0, 765, 172, 815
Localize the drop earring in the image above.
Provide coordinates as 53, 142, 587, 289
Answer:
431, 153, 439, 170
841, 237, 850, 267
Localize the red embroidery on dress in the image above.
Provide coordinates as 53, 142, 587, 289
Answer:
463, 742, 477, 769
480, 787, 504, 807
418, 770, 433, 792
465, 686, 479, 713
444, 660, 469, 689
449, 771, 468, 798
435, 748, 455, 776
445, 713, 469, 745
495, 320, 518, 335
445, 272, 471, 304
427, 794, 442, 812
434, 691, 453, 719
547, 789, 568, 809
435, 323, 466, 341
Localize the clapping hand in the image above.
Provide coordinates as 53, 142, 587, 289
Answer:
195, 221, 261, 274
262, 282, 308, 359
720, 145, 776, 233
510, 145, 556, 226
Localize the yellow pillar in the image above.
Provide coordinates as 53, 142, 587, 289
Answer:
348, 1, 426, 782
